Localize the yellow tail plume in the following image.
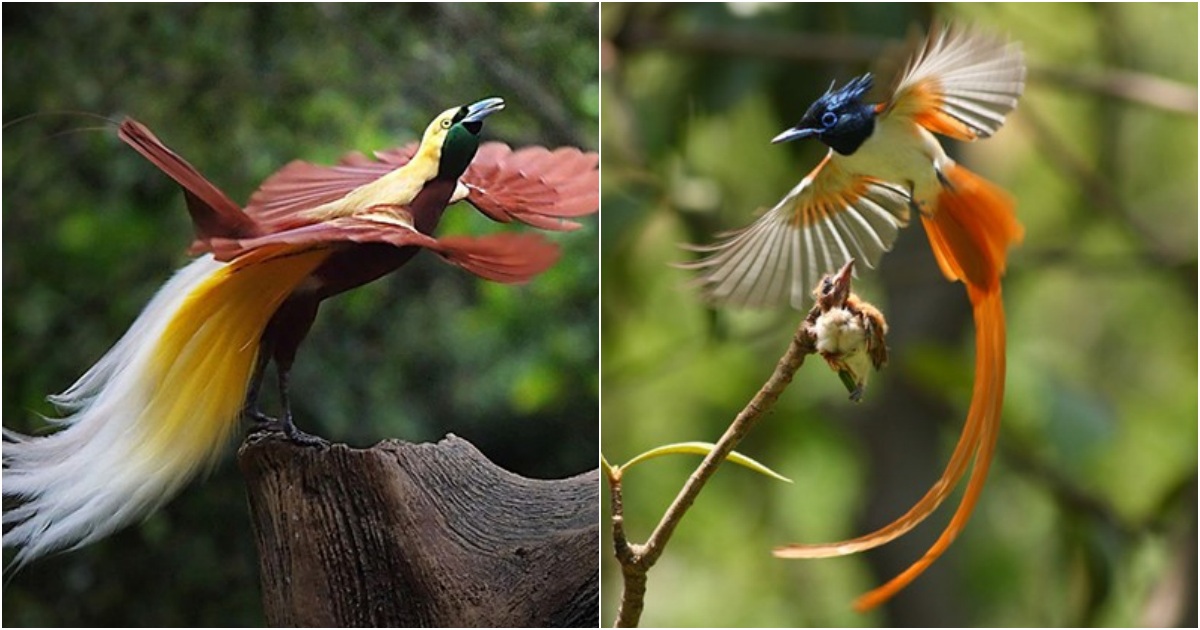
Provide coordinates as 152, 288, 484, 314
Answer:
3, 248, 327, 567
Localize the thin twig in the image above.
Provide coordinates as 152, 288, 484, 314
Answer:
1030, 66, 1197, 115
615, 26, 1197, 114
608, 470, 649, 626
610, 301, 822, 627
616, 24, 884, 65
1018, 103, 1192, 280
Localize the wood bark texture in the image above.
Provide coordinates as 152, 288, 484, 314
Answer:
238, 432, 598, 627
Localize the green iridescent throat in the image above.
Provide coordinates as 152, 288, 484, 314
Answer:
437, 124, 480, 181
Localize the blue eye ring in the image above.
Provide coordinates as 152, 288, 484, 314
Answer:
821, 112, 838, 127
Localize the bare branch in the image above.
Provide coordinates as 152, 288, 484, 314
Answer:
1031, 66, 1197, 115
613, 26, 1197, 114
607, 262, 872, 626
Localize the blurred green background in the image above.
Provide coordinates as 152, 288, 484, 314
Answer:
3, 4, 597, 626
601, 3, 1196, 627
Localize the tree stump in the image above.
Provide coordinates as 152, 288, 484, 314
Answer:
237, 432, 598, 627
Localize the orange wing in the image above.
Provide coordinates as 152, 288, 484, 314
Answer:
884, 23, 1026, 141
682, 154, 912, 309
243, 142, 599, 233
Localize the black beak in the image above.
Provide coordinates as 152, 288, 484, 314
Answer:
771, 126, 819, 144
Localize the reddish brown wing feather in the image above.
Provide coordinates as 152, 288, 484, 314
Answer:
436, 233, 561, 283
463, 143, 599, 231
203, 217, 430, 262
118, 119, 260, 245
243, 141, 598, 233
206, 217, 559, 284
243, 148, 411, 232
120, 120, 576, 283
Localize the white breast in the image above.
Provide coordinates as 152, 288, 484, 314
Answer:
839, 116, 950, 208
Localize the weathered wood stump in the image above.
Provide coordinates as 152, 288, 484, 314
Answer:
238, 432, 598, 627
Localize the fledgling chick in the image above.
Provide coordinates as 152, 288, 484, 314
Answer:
811, 260, 888, 402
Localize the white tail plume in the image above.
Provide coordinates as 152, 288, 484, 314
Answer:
4, 249, 327, 568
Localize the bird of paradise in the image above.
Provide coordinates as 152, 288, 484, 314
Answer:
3, 98, 598, 568
683, 24, 1025, 610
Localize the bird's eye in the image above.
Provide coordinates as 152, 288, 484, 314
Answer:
821, 112, 838, 128
440, 119, 452, 129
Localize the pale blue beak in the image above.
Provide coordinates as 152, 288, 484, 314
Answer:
464, 97, 506, 123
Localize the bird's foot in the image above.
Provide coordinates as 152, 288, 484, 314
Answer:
245, 409, 328, 447
280, 420, 329, 448
245, 408, 278, 432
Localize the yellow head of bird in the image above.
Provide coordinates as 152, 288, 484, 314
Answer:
414, 97, 506, 175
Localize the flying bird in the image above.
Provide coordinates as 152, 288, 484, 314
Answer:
683, 24, 1025, 610
2, 98, 599, 569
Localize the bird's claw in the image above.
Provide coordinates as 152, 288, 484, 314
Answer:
245, 408, 278, 431
281, 421, 329, 448
245, 409, 328, 448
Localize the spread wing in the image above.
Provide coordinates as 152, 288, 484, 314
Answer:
242, 148, 407, 233
884, 23, 1026, 140
206, 212, 560, 284
243, 142, 598, 233
434, 232, 562, 283
461, 143, 599, 231
682, 154, 912, 310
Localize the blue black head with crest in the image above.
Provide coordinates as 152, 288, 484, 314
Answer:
772, 73, 876, 156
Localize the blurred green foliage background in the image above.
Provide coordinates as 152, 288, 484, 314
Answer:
601, 3, 1196, 627
3, 4, 597, 626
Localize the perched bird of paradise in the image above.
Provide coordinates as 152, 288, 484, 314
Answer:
683, 24, 1025, 609
2, 98, 599, 569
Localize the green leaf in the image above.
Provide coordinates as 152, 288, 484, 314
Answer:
621, 441, 792, 483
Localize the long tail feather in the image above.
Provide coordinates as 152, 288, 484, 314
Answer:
773, 162, 1021, 608
773, 385, 984, 558
3, 250, 326, 568
852, 287, 1005, 611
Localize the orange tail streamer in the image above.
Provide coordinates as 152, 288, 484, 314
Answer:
774, 162, 1022, 610
921, 163, 1023, 293
853, 287, 1005, 611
